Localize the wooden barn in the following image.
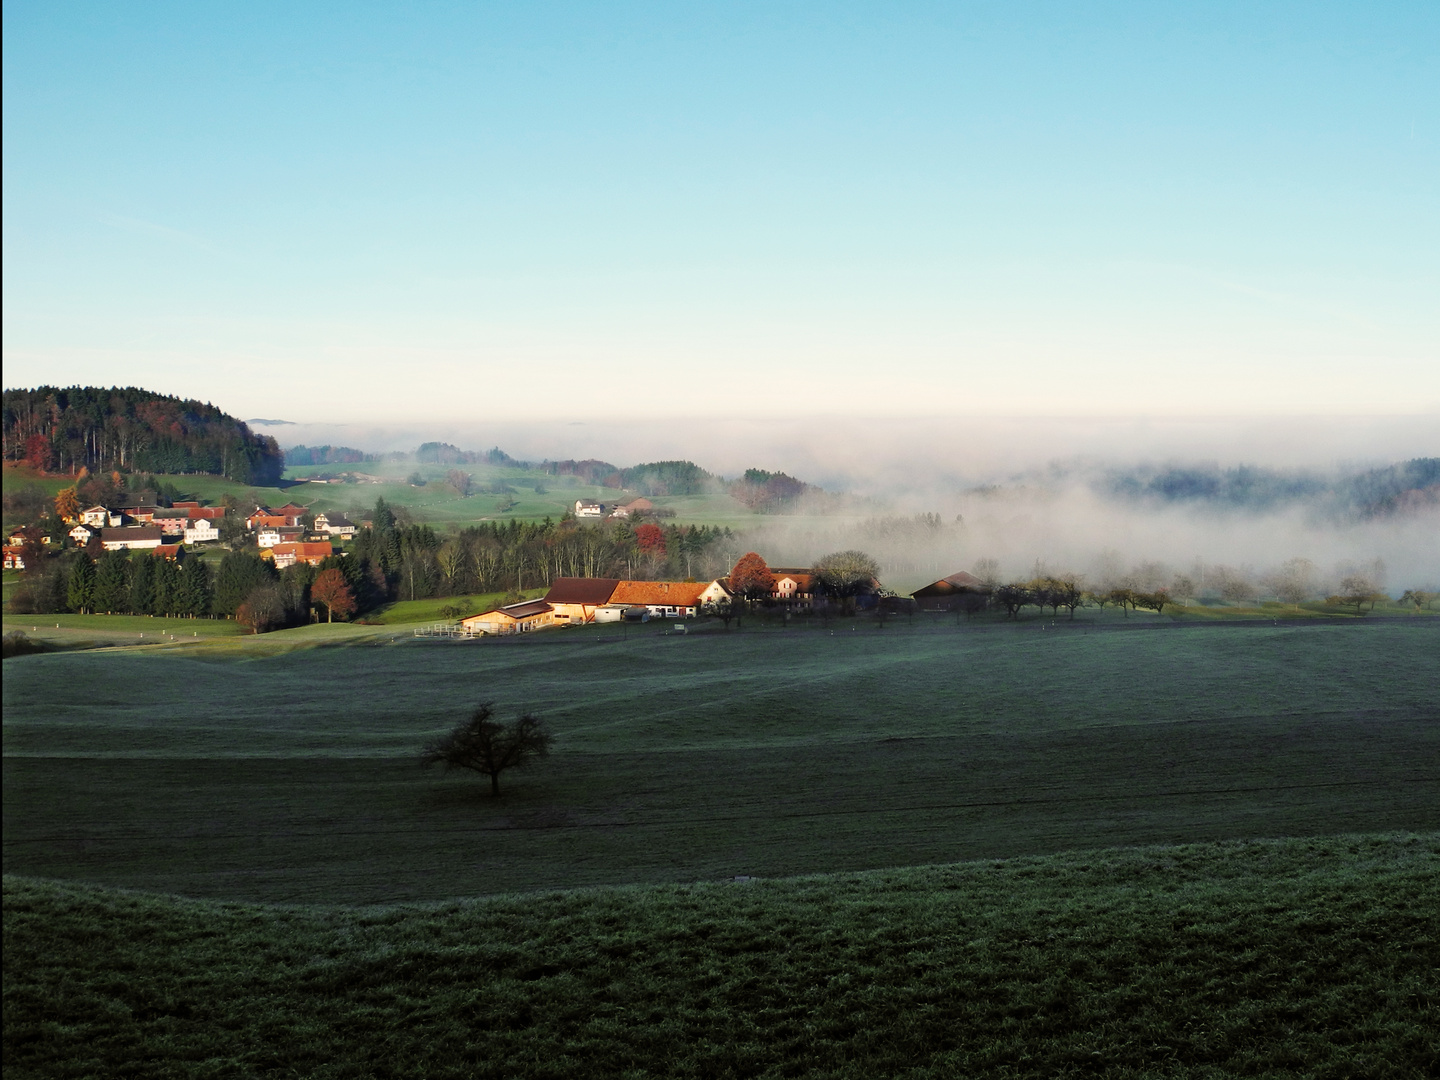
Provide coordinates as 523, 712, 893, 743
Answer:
910, 571, 992, 612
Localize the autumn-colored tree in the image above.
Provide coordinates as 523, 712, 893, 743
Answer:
635, 523, 666, 556
54, 486, 82, 523
729, 552, 774, 602
311, 567, 356, 623
24, 433, 53, 471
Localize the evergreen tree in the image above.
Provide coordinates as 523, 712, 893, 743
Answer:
129, 553, 157, 614
153, 558, 181, 615
178, 557, 213, 617
214, 551, 276, 615
67, 555, 96, 613
93, 550, 131, 614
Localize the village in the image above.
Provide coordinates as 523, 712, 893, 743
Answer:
6, 485, 1006, 632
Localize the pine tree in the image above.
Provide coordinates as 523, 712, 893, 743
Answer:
129, 552, 157, 615
178, 557, 213, 617
93, 550, 131, 614
67, 555, 96, 613
153, 558, 180, 615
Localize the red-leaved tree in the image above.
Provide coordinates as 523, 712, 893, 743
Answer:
311, 567, 356, 623
635, 523, 666, 556
729, 552, 774, 603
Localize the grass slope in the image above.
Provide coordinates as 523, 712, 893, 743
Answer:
5, 834, 1437, 1078
5, 620, 1437, 903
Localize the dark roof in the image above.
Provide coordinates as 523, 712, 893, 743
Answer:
911, 571, 990, 598
545, 577, 620, 605
101, 526, 163, 542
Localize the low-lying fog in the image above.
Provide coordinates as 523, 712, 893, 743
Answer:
261, 414, 1439, 591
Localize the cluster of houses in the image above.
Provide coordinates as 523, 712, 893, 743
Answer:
458, 567, 822, 634
457, 567, 993, 635
244, 504, 354, 569
64, 493, 224, 559
31, 492, 360, 572
573, 497, 655, 520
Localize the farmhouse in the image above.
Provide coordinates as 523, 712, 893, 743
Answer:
574, 499, 605, 518
610, 498, 654, 518
3, 545, 25, 570
313, 513, 356, 538
69, 523, 97, 545
460, 599, 555, 635
81, 505, 109, 527
544, 577, 622, 623
911, 571, 991, 612
769, 568, 816, 606
100, 526, 164, 551
608, 579, 710, 618
263, 541, 334, 569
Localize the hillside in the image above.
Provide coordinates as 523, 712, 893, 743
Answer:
4, 834, 1435, 1078
2, 386, 283, 485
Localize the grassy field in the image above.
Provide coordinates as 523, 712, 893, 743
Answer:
4, 618, 1436, 904
5, 833, 1436, 1078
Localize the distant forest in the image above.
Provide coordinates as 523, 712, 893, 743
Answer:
1099, 458, 1440, 518
283, 445, 377, 467
3, 386, 284, 485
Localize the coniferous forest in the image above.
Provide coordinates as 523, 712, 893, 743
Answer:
2, 386, 283, 485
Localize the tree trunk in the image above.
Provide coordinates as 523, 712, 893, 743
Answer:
490, 772, 500, 796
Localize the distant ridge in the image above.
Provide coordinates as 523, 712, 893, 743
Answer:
246, 418, 295, 426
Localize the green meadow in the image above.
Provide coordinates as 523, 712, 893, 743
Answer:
5, 618, 1436, 904
5, 835, 1436, 1078
5, 617, 1438, 1076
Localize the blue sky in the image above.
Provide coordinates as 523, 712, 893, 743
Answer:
4, 2, 1437, 424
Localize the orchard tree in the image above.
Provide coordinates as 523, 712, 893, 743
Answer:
312, 567, 356, 623
995, 583, 1031, 619
813, 550, 880, 601
421, 703, 553, 796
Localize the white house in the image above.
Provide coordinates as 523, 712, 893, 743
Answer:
183, 520, 220, 544
81, 506, 109, 527
69, 523, 97, 545
574, 499, 605, 518
313, 513, 356, 538
256, 527, 283, 548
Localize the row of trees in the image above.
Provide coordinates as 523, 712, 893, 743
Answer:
345, 499, 738, 602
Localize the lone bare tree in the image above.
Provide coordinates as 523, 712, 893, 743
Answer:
421, 703, 553, 795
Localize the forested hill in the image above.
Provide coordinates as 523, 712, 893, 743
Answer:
2, 386, 283, 485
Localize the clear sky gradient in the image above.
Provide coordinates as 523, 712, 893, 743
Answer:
4, 2, 1437, 425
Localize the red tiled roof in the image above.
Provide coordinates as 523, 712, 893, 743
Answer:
152, 544, 182, 560
545, 577, 620, 605
609, 580, 709, 607
265, 541, 334, 560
